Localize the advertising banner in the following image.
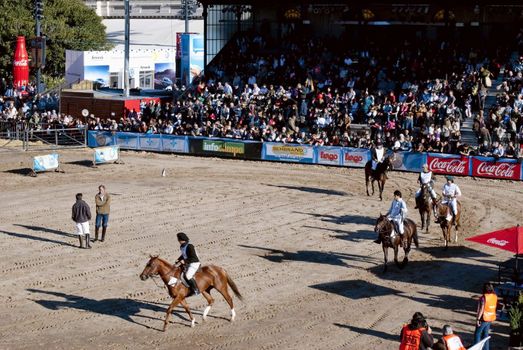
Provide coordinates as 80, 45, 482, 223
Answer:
33, 153, 59, 172
189, 138, 261, 159
115, 133, 140, 150
342, 148, 370, 168
154, 62, 175, 89
139, 134, 163, 151
162, 135, 188, 153
471, 156, 521, 180
390, 151, 425, 172
316, 147, 342, 166
88, 131, 115, 147
263, 143, 315, 163
94, 146, 119, 164
181, 33, 204, 86
427, 153, 469, 176
84, 65, 110, 87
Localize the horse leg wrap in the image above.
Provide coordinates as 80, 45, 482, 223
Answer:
230, 308, 236, 322
203, 305, 211, 320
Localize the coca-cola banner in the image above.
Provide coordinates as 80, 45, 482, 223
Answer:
471, 157, 521, 181
342, 148, 370, 168
427, 153, 469, 176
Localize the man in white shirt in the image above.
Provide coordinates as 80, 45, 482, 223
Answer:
415, 164, 437, 208
374, 190, 408, 246
439, 175, 462, 222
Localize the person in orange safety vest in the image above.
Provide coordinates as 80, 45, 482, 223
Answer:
441, 325, 466, 350
474, 283, 497, 350
399, 312, 434, 350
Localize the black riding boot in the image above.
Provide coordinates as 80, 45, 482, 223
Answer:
373, 236, 382, 244
78, 235, 84, 249
85, 234, 92, 249
101, 227, 107, 242
94, 227, 99, 242
187, 278, 200, 295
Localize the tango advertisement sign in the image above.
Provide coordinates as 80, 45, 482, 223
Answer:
263, 143, 315, 163
471, 157, 521, 180
342, 148, 369, 168
317, 147, 342, 166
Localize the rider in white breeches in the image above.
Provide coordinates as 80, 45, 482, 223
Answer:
441, 175, 461, 221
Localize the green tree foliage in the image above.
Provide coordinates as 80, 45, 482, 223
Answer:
0, 0, 110, 79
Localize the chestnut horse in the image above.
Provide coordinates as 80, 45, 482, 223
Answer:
374, 214, 419, 272
435, 201, 462, 249
140, 256, 242, 331
416, 184, 433, 233
365, 156, 393, 201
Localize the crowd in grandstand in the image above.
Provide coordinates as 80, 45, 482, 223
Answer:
2, 31, 523, 159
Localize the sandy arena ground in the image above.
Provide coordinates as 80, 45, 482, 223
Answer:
0, 147, 521, 349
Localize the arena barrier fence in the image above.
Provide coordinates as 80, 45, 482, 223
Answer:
87, 131, 523, 181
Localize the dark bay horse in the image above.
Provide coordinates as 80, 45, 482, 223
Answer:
374, 214, 419, 272
416, 184, 432, 233
365, 156, 393, 201
435, 201, 462, 249
140, 256, 243, 331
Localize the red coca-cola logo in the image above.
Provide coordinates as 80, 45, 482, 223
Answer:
428, 157, 468, 175
472, 158, 521, 180
345, 154, 364, 163
13, 59, 28, 67
320, 151, 338, 162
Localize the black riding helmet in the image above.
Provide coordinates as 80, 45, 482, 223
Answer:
177, 232, 189, 242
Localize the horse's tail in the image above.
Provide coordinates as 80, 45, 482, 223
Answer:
226, 272, 243, 302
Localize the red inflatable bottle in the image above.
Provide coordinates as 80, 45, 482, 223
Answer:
13, 36, 29, 89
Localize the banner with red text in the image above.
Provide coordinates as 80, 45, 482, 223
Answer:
471, 156, 521, 180
427, 153, 470, 176
342, 148, 370, 168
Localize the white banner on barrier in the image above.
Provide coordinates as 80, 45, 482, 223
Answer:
140, 135, 162, 151
94, 146, 119, 164
33, 154, 59, 172
317, 147, 342, 166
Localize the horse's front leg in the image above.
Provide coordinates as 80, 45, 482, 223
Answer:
163, 295, 183, 332
426, 210, 430, 233
382, 245, 388, 272
371, 179, 375, 196
366, 175, 370, 196
420, 211, 425, 230
378, 180, 383, 201
180, 298, 196, 328
394, 244, 401, 268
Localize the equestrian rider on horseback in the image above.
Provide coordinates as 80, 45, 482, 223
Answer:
370, 140, 385, 179
175, 232, 201, 295
414, 164, 437, 209
437, 175, 462, 223
374, 190, 408, 247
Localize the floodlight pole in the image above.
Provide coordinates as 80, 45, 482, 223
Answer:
184, 0, 189, 33
124, 0, 130, 97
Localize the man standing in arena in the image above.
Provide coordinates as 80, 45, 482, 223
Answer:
72, 193, 92, 249
474, 283, 497, 350
94, 185, 111, 242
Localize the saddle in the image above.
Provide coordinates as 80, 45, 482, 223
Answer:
167, 265, 202, 288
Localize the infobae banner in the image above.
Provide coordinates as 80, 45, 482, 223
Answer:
427, 153, 470, 176
471, 156, 521, 181
263, 143, 315, 163
33, 154, 59, 172
181, 33, 204, 86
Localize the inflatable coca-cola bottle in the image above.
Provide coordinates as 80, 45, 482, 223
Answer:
13, 36, 29, 89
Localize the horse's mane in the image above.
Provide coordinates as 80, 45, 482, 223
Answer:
153, 256, 176, 270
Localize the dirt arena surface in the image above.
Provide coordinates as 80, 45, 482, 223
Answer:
0, 148, 521, 349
